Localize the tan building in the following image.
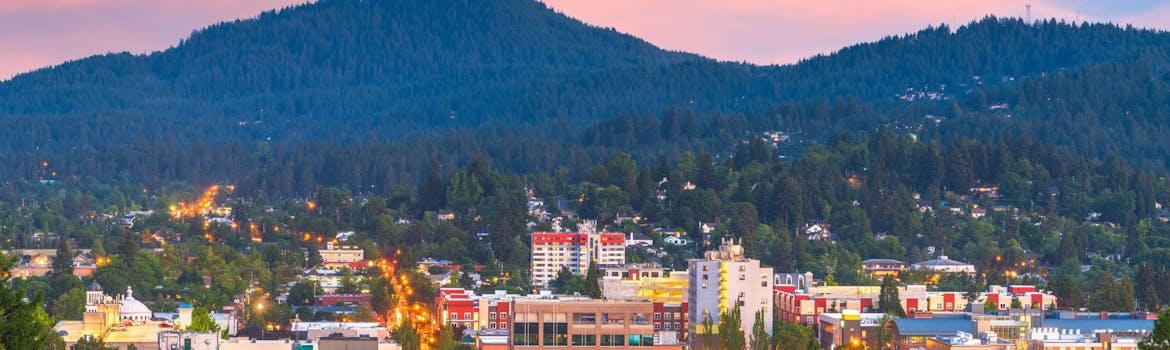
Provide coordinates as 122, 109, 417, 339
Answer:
319, 242, 365, 269
319, 336, 379, 350
157, 331, 220, 350
511, 297, 682, 349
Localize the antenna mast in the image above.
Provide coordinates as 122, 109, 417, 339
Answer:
1025, 4, 1032, 24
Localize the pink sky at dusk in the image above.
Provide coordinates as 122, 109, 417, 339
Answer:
1, 0, 1169, 81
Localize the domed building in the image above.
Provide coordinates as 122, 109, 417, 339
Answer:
118, 286, 151, 322
83, 283, 153, 321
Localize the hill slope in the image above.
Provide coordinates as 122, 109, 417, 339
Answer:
3, 1, 1170, 186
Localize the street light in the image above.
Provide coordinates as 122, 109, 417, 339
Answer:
255, 302, 266, 339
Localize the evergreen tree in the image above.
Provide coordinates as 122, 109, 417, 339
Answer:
51, 287, 86, 321
288, 281, 320, 306
879, 276, 906, 317
118, 229, 138, 270
0, 253, 54, 349
51, 239, 74, 276
490, 192, 526, 266
772, 322, 819, 350
1048, 275, 1081, 310
749, 309, 772, 350
1135, 264, 1161, 311
584, 261, 601, 298
187, 306, 221, 333
717, 303, 746, 350
394, 321, 421, 350
91, 239, 105, 259
1139, 308, 1170, 350
337, 269, 362, 294
418, 160, 447, 213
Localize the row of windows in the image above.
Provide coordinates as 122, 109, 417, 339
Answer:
653, 322, 683, 331
653, 312, 682, 320
451, 312, 509, 320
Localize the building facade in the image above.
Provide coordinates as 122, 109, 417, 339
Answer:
687, 239, 773, 349
530, 232, 625, 287
510, 297, 681, 349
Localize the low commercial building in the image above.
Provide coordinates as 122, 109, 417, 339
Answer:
290, 322, 388, 341
910, 256, 976, 275
817, 311, 886, 349
319, 243, 365, 269
511, 296, 681, 349
861, 259, 907, 280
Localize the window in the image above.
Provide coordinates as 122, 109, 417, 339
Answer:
655, 323, 661, 330
499, 322, 507, 330
600, 334, 625, 346
674, 322, 680, 330
702, 283, 708, 289
450, 313, 457, 320
542, 322, 567, 346
464, 312, 471, 320
664, 313, 671, 320
490, 312, 497, 320
739, 266, 746, 272
629, 334, 655, 346
601, 312, 626, 325
489, 323, 496, 329
513, 323, 539, 346
572, 312, 596, 325
740, 274, 746, 280
654, 313, 661, 320
632, 313, 650, 325
571, 334, 596, 346
701, 265, 709, 272
501, 312, 508, 319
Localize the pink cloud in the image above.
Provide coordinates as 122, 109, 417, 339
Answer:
542, 0, 1121, 65
0, 0, 306, 79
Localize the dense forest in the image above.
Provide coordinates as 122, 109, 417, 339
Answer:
3, 0, 1170, 177
5, 130, 1170, 337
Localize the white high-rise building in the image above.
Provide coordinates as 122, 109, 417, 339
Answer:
688, 238, 773, 349
530, 225, 626, 288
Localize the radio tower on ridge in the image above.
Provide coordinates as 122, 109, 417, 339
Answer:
1026, 3, 1032, 24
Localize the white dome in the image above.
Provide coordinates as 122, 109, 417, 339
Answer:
119, 286, 152, 319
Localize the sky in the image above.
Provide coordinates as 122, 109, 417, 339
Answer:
1, 0, 1169, 80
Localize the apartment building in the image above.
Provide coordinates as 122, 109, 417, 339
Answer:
687, 238, 773, 349
530, 231, 625, 287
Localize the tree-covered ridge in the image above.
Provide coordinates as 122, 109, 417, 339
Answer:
3, 7, 1170, 156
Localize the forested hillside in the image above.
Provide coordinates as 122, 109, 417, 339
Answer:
2, 0, 1170, 176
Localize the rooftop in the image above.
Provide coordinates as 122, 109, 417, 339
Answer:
1039, 319, 1154, 334
893, 318, 974, 336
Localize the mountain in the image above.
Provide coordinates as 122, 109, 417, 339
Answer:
0, 0, 702, 147
3, 0, 1170, 189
